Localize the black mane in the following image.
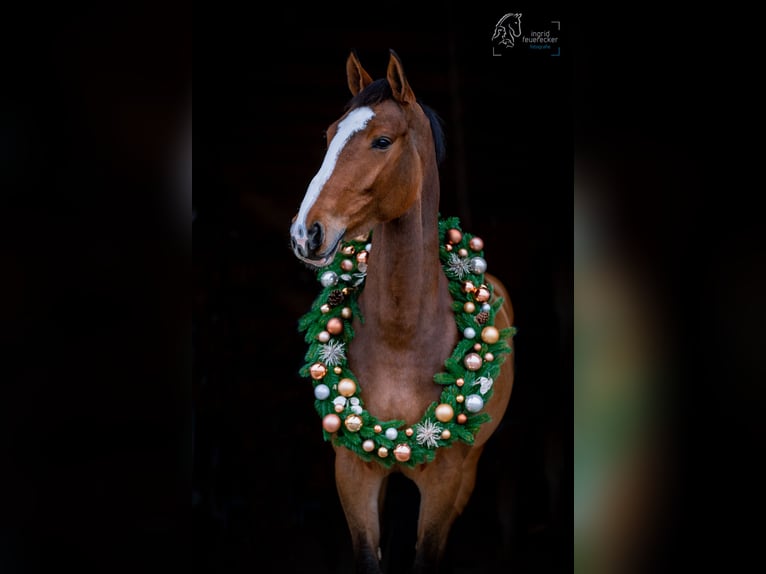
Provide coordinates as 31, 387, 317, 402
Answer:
345, 78, 447, 167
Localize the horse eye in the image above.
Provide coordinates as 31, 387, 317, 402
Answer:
372, 136, 392, 150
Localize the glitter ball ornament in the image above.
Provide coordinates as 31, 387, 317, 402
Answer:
310, 363, 328, 380
320, 271, 338, 287
394, 444, 412, 462
323, 414, 341, 433
435, 403, 455, 422
464, 353, 483, 371
337, 378, 357, 397
362, 439, 375, 452
465, 394, 485, 413
314, 384, 330, 400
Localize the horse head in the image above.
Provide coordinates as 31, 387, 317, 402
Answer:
289, 50, 441, 267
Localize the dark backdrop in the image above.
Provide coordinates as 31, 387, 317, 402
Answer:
194, 5, 570, 574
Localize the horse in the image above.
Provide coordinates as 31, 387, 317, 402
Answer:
289, 49, 516, 574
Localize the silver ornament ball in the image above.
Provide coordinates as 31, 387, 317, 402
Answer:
314, 384, 331, 400
468, 256, 487, 274
465, 394, 485, 413
320, 271, 339, 287
385, 428, 398, 440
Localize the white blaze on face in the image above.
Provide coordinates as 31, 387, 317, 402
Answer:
291, 106, 375, 245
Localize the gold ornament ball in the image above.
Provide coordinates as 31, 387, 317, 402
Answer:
456, 394, 465, 403
484, 352, 494, 362
394, 444, 412, 462
435, 403, 455, 422
310, 362, 328, 380
317, 330, 331, 343
457, 413, 468, 424
441, 429, 451, 440
322, 414, 341, 433
405, 427, 414, 437
334, 366, 343, 374
464, 352, 483, 371
326, 317, 344, 335
456, 378, 465, 387
458, 248, 468, 257
462, 280, 476, 293
341, 306, 353, 319
469, 236, 484, 251
374, 424, 383, 433
463, 301, 476, 313
481, 326, 500, 344
320, 304, 331, 314
362, 439, 376, 452
337, 378, 357, 397
341, 244, 355, 255
356, 250, 368, 264
344, 414, 363, 432
447, 228, 463, 244
474, 285, 491, 302
377, 446, 389, 458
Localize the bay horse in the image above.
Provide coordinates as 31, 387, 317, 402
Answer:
289, 50, 515, 574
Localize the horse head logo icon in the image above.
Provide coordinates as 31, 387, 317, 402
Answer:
492, 13, 523, 48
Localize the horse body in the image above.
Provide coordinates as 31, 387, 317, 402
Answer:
290, 50, 515, 574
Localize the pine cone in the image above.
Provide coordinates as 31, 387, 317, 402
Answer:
328, 289, 345, 307
475, 310, 490, 325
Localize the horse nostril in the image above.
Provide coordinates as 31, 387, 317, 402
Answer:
306, 222, 324, 254
290, 237, 298, 251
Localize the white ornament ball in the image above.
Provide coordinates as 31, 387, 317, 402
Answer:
320, 270, 339, 287
463, 327, 476, 339
465, 394, 485, 413
481, 303, 491, 312
362, 439, 376, 452
317, 330, 331, 343
385, 428, 398, 440
314, 384, 331, 400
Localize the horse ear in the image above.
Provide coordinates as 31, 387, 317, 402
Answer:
386, 49, 416, 105
346, 50, 373, 97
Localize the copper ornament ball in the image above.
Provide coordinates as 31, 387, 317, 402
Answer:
340, 259, 354, 272
469, 236, 484, 251
322, 413, 341, 433
474, 285, 491, 303
377, 446, 389, 458
463, 352, 483, 371
446, 228, 463, 244
457, 413, 468, 424
309, 362, 328, 380
326, 317, 343, 335
394, 444, 412, 462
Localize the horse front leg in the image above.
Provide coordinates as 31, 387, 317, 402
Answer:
334, 448, 388, 574
410, 445, 484, 574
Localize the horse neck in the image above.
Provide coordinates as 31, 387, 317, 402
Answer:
361, 159, 451, 346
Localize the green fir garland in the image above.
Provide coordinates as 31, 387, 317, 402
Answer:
298, 216, 515, 468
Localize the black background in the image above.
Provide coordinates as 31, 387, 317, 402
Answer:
194, 5, 571, 574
